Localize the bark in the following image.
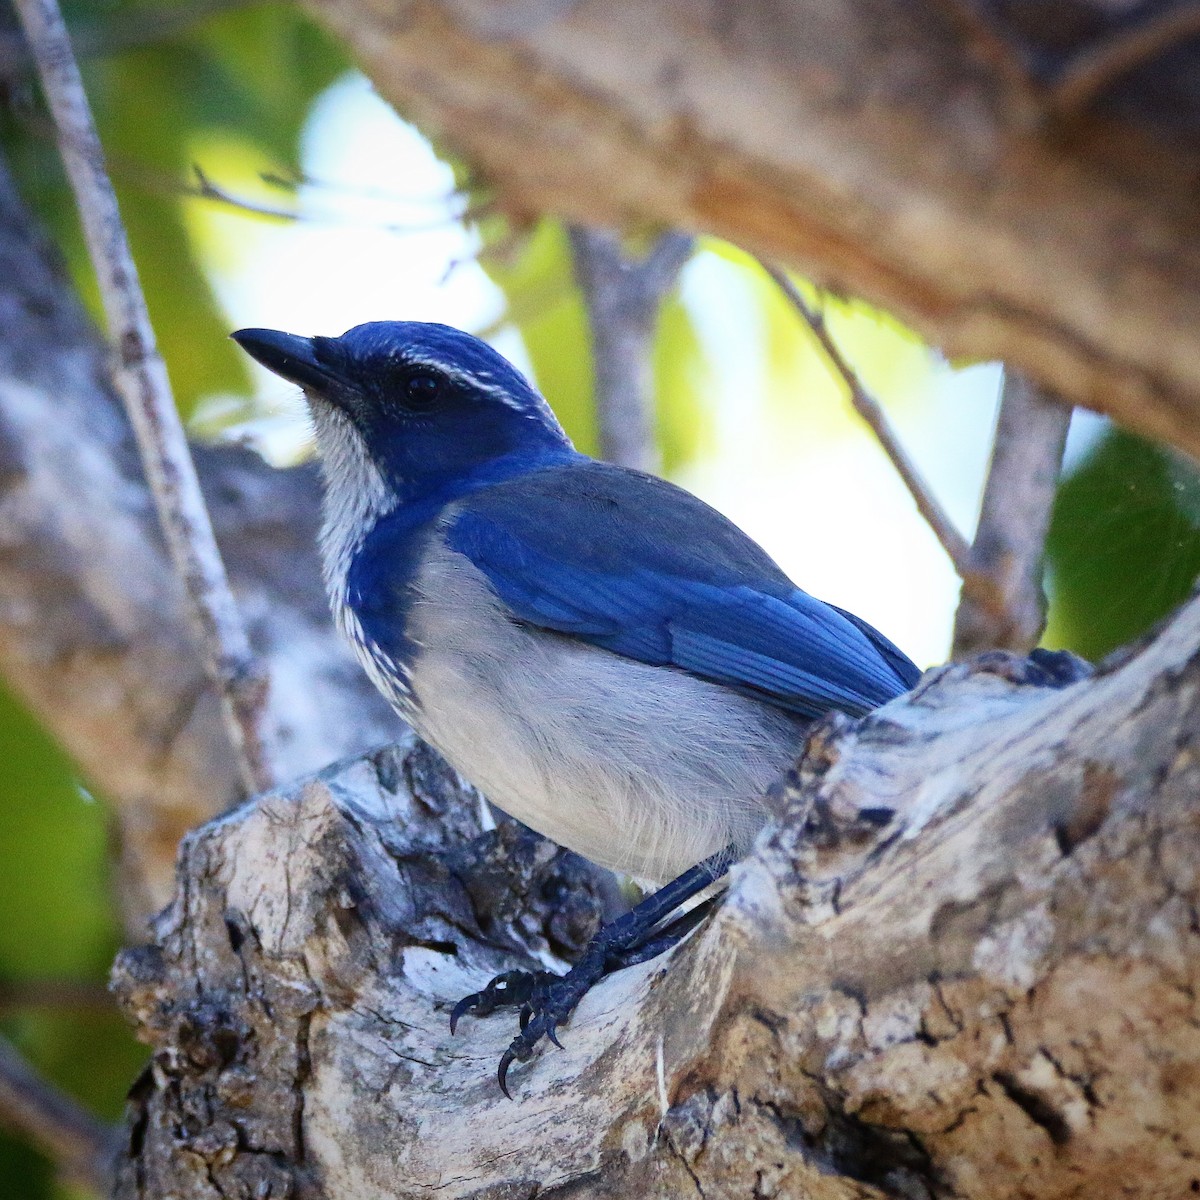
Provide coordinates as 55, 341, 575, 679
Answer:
952, 372, 1071, 658
305, 0, 1200, 459
110, 590, 1200, 1198
0, 158, 398, 924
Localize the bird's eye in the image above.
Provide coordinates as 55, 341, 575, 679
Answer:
403, 371, 443, 409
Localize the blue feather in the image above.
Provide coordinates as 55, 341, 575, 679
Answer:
446, 460, 919, 719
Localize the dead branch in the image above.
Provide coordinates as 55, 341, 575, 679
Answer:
762, 260, 972, 574
953, 371, 1072, 656
13, 0, 273, 795
567, 225, 692, 470
185, 164, 488, 234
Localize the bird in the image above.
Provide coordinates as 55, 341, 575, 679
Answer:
232, 320, 920, 1093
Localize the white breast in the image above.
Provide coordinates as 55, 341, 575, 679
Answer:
402, 545, 806, 884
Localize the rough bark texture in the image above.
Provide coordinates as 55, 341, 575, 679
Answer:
0, 159, 398, 923
109, 590, 1200, 1199
305, 0, 1200, 459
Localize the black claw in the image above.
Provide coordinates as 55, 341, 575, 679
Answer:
546, 1022, 564, 1050
450, 969, 548, 1035
497, 1048, 516, 1099
449, 994, 475, 1035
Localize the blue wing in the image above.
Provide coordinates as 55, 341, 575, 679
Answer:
446, 460, 920, 719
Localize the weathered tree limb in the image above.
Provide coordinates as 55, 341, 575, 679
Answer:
0, 156, 398, 922
14, 0, 274, 794
952, 371, 1072, 657
305, 0, 1200, 460
567, 225, 693, 471
109, 583, 1200, 1198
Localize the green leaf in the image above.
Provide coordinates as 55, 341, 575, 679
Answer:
1045, 429, 1200, 659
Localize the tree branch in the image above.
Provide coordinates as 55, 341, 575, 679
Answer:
108, 591, 1200, 1198
0, 1034, 116, 1195
953, 371, 1072, 657
567, 225, 692, 471
13, 0, 273, 796
761, 260, 972, 574
305, 0, 1200, 459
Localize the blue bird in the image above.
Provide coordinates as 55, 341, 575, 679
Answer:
232, 320, 919, 1092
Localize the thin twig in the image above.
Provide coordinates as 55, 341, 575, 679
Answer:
1049, 3, 1200, 117
190, 165, 491, 233
260, 167, 472, 209
14, 0, 274, 795
0, 1034, 117, 1194
937, 0, 1200, 121
569, 226, 693, 470
952, 370, 1071, 657
760, 260, 972, 574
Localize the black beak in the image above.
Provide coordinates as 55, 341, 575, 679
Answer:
231, 327, 341, 393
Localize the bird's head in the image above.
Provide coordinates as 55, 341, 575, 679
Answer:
232, 321, 573, 506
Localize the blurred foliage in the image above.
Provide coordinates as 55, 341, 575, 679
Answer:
0, 0, 1196, 1195
0, 683, 146, 1200
477, 218, 601, 456
700, 240, 932, 442
1045, 429, 1200, 660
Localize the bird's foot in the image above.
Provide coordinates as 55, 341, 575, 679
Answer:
450, 935, 629, 1097
451, 848, 732, 1097
453, 898, 719, 1096
494, 949, 614, 1096
449, 968, 557, 1034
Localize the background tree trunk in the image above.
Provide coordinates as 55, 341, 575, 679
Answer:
0, 158, 398, 923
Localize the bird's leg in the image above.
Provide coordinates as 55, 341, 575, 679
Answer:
451, 847, 733, 1097
601, 892, 721, 969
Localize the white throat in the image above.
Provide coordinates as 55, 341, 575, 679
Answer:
308, 401, 397, 601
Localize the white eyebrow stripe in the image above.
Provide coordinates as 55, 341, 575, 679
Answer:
399, 355, 547, 416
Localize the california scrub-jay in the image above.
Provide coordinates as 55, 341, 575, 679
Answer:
232, 321, 919, 1092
